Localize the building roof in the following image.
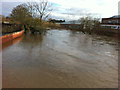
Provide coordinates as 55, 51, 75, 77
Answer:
110, 15, 120, 18
102, 15, 120, 21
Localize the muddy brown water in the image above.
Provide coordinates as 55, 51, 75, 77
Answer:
2, 29, 118, 88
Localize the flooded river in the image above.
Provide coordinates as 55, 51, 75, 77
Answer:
2, 29, 118, 88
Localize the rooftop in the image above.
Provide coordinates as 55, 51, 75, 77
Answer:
110, 15, 120, 18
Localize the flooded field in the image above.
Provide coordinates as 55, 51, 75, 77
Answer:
2, 29, 118, 88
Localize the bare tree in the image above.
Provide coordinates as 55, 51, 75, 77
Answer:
26, 0, 52, 24
24, 0, 53, 34
79, 16, 100, 30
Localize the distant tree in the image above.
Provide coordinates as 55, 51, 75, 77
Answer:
49, 19, 65, 23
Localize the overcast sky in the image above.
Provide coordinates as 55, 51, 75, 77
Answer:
1, 0, 120, 20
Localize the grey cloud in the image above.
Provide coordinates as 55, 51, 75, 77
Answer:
2, 2, 23, 16
61, 8, 90, 16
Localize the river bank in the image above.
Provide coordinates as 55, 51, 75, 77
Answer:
0, 30, 24, 43
58, 24, 119, 36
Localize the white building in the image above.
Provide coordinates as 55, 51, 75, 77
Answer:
118, 1, 120, 15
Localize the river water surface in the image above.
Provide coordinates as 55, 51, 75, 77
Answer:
2, 29, 118, 88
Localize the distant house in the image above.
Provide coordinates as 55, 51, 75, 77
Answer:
101, 15, 120, 29
1, 15, 11, 24
3, 21, 10, 24
102, 15, 120, 25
